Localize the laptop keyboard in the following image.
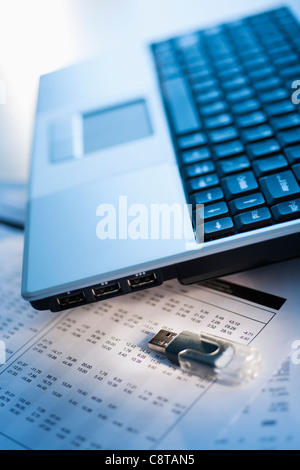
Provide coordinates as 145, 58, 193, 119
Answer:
152, 7, 300, 241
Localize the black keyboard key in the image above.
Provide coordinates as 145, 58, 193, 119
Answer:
265, 100, 296, 117
182, 47, 205, 60
241, 124, 273, 143
259, 88, 288, 104
186, 61, 210, 76
222, 76, 249, 91
259, 170, 300, 205
162, 77, 201, 135
271, 114, 300, 132
214, 56, 237, 70
218, 66, 243, 80
175, 33, 200, 50
293, 164, 300, 182
193, 187, 224, 204
247, 139, 281, 159
222, 171, 258, 200
200, 101, 229, 116
284, 146, 300, 164
189, 68, 213, 83
293, 37, 300, 49
226, 87, 254, 103
153, 41, 173, 54
204, 113, 233, 129
267, 44, 292, 57
271, 54, 298, 67
271, 198, 300, 222
280, 64, 300, 78
204, 217, 234, 240
180, 55, 202, 67
189, 173, 219, 193
232, 99, 261, 115
185, 160, 215, 179
234, 207, 272, 232
204, 202, 229, 220
236, 111, 267, 129
195, 89, 223, 104
214, 140, 244, 159
253, 154, 288, 177
180, 147, 211, 165
159, 64, 181, 79
239, 46, 262, 58
195, 201, 229, 221
229, 192, 265, 215
192, 79, 218, 93
243, 56, 269, 70
209, 126, 239, 144
277, 128, 300, 147
211, 46, 234, 60
177, 132, 207, 150
154, 50, 176, 66
248, 66, 275, 81
218, 155, 250, 176
253, 76, 282, 92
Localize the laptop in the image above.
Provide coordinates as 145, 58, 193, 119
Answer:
22, 4, 300, 312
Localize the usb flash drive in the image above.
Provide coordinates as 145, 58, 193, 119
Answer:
148, 329, 262, 385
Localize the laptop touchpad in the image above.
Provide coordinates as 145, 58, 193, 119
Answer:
51, 99, 153, 163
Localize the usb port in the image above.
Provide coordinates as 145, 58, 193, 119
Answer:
92, 282, 121, 299
128, 273, 157, 290
57, 292, 86, 308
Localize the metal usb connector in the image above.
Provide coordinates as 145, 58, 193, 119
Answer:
148, 329, 178, 354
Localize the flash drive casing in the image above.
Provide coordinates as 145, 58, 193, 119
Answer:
148, 330, 262, 385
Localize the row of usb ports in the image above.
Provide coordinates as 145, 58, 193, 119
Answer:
56, 272, 159, 310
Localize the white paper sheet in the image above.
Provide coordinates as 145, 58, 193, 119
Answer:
0, 227, 299, 450
213, 355, 300, 450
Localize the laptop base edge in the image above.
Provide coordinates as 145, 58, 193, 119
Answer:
30, 231, 300, 312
